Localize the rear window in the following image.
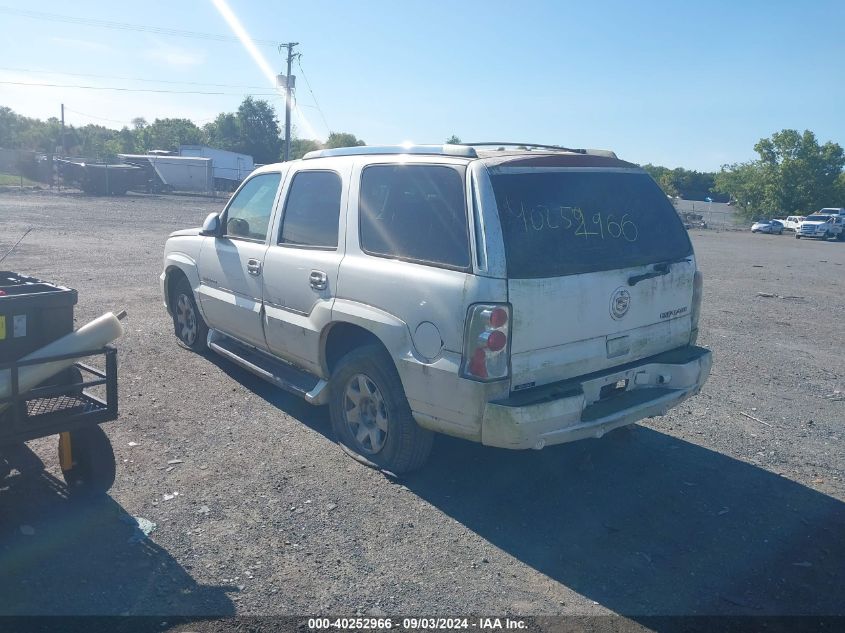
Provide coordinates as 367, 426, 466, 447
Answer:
490, 169, 692, 278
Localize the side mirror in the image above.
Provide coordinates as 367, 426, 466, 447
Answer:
200, 213, 221, 236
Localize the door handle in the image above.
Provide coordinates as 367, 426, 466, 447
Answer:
247, 259, 262, 276
309, 270, 327, 290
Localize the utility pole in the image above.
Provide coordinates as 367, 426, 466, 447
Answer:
278, 42, 298, 162
60, 103, 67, 156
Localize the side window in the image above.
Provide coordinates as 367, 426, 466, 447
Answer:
279, 171, 342, 248
359, 164, 469, 269
224, 173, 281, 241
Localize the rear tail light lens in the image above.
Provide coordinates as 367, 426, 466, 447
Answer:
690, 270, 703, 344
483, 330, 507, 352
489, 307, 508, 328
461, 303, 511, 381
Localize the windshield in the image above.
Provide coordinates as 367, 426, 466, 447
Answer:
805, 216, 830, 222
490, 169, 692, 279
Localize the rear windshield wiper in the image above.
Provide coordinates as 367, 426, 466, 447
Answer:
628, 256, 691, 287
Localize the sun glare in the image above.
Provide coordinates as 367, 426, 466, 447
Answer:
210, 0, 320, 140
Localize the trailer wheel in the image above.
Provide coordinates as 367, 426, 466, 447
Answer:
60, 426, 116, 497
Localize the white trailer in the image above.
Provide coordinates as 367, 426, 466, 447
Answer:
178, 145, 255, 190
119, 154, 214, 195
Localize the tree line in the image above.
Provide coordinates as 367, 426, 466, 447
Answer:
646, 131, 844, 219
714, 130, 844, 219
0, 98, 363, 165
2, 101, 842, 215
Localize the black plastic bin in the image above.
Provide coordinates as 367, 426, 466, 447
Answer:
0, 272, 118, 495
0, 271, 77, 361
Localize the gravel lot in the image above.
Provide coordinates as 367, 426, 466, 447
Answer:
1, 191, 843, 621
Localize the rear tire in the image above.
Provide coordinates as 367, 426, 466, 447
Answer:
60, 426, 116, 497
329, 345, 433, 474
171, 277, 208, 352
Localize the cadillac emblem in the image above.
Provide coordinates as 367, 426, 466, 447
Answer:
610, 288, 631, 320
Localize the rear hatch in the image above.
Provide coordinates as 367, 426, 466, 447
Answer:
486, 155, 696, 389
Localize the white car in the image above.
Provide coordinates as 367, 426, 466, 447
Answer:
161, 143, 711, 472
751, 220, 784, 235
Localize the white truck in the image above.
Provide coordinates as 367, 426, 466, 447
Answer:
161, 143, 711, 473
796, 212, 845, 240
779, 215, 805, 231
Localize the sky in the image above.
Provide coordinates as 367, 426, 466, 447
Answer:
0, 0, 843, 171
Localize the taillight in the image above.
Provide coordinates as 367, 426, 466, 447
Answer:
690, 270, 703, 344
461, 304, 511, 381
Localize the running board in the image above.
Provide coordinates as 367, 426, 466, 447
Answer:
207, 330, 329, 405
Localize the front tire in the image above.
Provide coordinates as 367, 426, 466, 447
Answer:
329, 345, 433, 474
171, 277, 208, 351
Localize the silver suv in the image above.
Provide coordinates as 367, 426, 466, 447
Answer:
161, 143, 712, 473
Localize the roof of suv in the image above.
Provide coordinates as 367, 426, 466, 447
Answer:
299, 143, 638, 169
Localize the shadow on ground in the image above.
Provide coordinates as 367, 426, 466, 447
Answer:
0, 443, 235, 616
207, 353, 332, 435
405, 427, 845, 616
203, 356, 845, 616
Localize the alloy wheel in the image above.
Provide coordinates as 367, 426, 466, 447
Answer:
343, 373, 389, 454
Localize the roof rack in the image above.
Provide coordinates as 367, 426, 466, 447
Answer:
302, 144, 478, 160
460, 142, 618, 159
301, 143, 617, 161
460, 142, 587, 154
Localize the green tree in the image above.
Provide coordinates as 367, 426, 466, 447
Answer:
640, 163, 727, 201
236, 97, 283, 163
141, 118, 204, 152
641, 164, 678, 197
73, 124, 121, 160
204, 112, 240, 152
836, 172, 845, 204
325, 132, 365, 149
716, 129, 845, 219
0, 106, 23, 147
714, 162, 767, 218
446, 135, 462, 144
289, 137, 322, 160
104, 127, 139, 156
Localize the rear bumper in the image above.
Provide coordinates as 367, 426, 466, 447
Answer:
481, 345, 712, 449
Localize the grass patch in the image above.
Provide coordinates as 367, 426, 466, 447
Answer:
0, 172, 40, 186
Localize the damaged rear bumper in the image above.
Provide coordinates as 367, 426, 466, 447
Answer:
482, 345, 712, 449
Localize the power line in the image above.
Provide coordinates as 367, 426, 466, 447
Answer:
63, 107, 132, 126
0, 6, 279, 46
64, 107, 217, 127
0, 66, 271, 91
296, 57, 331, 134
0, 80, 279, 97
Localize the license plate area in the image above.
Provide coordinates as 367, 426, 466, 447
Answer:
599, 379, 629, 400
